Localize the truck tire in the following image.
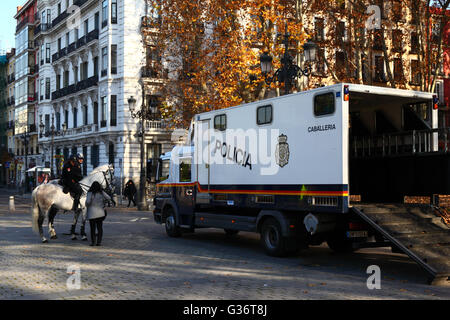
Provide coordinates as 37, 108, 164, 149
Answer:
165, 207, 181, 238
326, 230, 357, 253
224, 229, 239, 236
260, 218, 291, 257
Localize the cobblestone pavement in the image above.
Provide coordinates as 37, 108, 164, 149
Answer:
0, 191, 449, 300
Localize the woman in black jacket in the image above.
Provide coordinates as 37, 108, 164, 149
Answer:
123, 180, 137, 207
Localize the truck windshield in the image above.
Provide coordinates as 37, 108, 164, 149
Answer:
160, 160, 170, 182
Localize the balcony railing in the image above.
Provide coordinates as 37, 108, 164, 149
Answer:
67, 42, 76, 54
86, 29, 99, 43
52, 10, 68, 28
52, 52, 59, 63
51, 75, 99, 101
7, 74, 15, 84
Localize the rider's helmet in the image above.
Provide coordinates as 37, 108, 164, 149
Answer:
76, 153, 84, 161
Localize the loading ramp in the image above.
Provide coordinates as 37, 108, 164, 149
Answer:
352, 204, 450, 285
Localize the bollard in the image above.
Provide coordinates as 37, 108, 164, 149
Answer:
9, 196, 15, 213
113, 194, 119, 207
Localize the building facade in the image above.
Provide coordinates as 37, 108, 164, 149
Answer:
13, 0, 39, 189
34, 0, 182, 194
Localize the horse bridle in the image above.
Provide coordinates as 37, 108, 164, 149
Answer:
79, 166, 115, 196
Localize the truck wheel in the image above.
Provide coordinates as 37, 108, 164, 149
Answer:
326, 230, 357, 253
224, 229, 239, 236
260, 218, 289, 257
165, 208, 181, 238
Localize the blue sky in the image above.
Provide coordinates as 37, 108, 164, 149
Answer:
0, 1, 23, 53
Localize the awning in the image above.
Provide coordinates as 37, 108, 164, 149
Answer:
27, 166, 51, 173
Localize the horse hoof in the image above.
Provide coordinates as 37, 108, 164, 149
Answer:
51, 235, 58, 240
81, 236, 88, 241
42, 238, 48, 243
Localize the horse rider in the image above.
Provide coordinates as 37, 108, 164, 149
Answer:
61, 154, 84, 211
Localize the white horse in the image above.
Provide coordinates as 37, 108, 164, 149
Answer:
31, 164, 115, 243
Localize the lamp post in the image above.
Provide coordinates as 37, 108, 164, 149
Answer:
260, 23, 317, 95
128, 84, 159, 211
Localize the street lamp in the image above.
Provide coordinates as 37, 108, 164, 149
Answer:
128, 84, 160, 211
260, 23, 317, 95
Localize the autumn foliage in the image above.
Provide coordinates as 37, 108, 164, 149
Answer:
144, 0, 308, 127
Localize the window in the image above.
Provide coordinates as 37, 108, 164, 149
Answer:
91, 145, 99, 168
257, 105, 272, 125
84, 19, 89, 36
411, 60, 421, 85
336, 21, 346, 46
101, 46, 108, 76
110, 95, 117, 126
374, 56, 385, 82
394, 58, 403, 82
111, 44, 117, 74
66, 32, 69, 47
95, 12, 99, 30
111, 0, 117, 24
102, 0, 108, 28
73, 107, 78, 128
315, 18, 324, 42
93, 102, 99, 125
179, 158, 192, 182
56, 74, 61, 90
214, 114, 226, 131
336, 51, 346, 78
46, 43, 50, 63
58, 38, 62, 51
410, 33, 419, 54
314, 92, 335, 117
101, 96, 107, 127
40, 45, 44, 65
109, 143, 115, 166
40, 79, 44, 101
45, 78, 50, 99
65, 109, 69, 127
392, 30, 402, 53
63, 70, 69, 87
57, 3, 61, 16
94, 56, 99, 76
83, 105, 88, 125
56, 112, 61, 131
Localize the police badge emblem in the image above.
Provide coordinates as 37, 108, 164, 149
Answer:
275, 134, 290, 168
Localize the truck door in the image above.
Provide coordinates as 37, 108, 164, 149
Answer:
196, 119, 210, 193
176, 157, 195, 227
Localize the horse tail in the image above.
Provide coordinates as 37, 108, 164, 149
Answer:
31, 188, 41, 234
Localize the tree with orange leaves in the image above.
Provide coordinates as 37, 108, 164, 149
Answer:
143, 0, 309, 127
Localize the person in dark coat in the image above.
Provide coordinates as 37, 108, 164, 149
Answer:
86, 181, 111, 246
123, 180, 137, 207
61, 154, 84, 211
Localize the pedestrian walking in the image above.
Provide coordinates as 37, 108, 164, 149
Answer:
86, 181, 111, 246
123, 180, 137, 207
